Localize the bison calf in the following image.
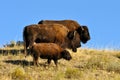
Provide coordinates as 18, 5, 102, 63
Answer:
31, 43, 72, 67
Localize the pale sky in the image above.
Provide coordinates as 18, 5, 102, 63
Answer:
0, 0, 120, 49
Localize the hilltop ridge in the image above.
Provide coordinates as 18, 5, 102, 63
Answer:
0, 47, 120, 80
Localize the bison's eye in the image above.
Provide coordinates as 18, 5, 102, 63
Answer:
82, 30, 85, 33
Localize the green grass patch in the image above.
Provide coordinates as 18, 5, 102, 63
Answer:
65, 68, 83, 79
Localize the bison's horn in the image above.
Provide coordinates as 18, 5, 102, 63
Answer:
74, 31, 77, 36
81, 27, 84, 31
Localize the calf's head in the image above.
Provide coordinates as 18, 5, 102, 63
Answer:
61, 50, 72, 60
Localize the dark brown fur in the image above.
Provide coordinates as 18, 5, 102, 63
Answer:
80, 26, 90, 43
38, 20, 80, 31
38, 20, 90, 44
23, 24, 81, 56
31, 43, 72, 67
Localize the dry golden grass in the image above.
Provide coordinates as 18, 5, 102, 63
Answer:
0, 48, 120, 80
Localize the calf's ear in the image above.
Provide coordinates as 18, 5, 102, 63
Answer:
67, 31, 76, 40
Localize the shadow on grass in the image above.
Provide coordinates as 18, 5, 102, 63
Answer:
3, 60, 33, 66
3, 60, 48, 67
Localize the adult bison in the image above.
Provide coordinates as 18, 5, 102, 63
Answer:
23, 24, 81, 56
38, 20, 90, 44
31, 43, 72, 67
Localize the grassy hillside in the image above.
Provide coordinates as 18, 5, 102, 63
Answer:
0, 48, 120, 80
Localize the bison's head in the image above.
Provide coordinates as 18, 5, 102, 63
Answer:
67, 31, 81, 52
61, 50, 72, 60
77, 26, 90, 44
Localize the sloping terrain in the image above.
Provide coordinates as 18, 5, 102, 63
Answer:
0, 48, 120, 80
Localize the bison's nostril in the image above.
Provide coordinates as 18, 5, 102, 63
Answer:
68, 57, 72, 60
82, 41, 87, 44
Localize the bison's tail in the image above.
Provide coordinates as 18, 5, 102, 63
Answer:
23, 26, 28, 57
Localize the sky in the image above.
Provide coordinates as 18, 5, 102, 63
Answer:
0, 0, 120, 49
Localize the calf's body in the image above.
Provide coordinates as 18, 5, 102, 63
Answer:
31, 43, 72, 66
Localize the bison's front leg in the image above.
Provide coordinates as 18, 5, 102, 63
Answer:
53, 59, 58, 67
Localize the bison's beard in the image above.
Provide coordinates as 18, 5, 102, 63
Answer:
72, 48, 77, 52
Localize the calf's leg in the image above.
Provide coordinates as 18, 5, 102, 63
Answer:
33, 53, 39, 66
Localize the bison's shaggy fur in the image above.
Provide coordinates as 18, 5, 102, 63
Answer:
38, 20, 90, 43
38, 20, 80, 31
31, 43, 72, 67
23, 24, 81, 56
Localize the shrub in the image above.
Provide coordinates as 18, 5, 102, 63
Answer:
85, 55, 110, 69
106, 60, 120, 73
11, 67, 26, 80
65, 68, 83, 79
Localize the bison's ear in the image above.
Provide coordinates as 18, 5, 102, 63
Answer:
82, 25, 88, 29
67, 31, 76, 40
82, 25, 90, 32
76, 26, 84, 34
